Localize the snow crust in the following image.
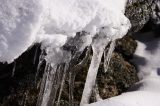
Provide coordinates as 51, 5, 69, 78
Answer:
0, 0, 130, 63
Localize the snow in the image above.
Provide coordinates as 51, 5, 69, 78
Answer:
134, 37, 160, 79
85, 91, 160, 106
0, 0, 42, 62
0, 0, 130, 63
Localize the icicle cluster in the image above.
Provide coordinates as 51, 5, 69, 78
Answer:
0, 0, 131, 106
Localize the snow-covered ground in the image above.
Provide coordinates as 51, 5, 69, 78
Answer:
86, 33, 160, 106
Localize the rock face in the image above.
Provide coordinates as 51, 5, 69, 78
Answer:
150, 0, 160, 34
126, 0, 160, 33
126, 0, 153, 33
0, 44, 43, 106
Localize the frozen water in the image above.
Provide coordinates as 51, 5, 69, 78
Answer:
80, 32, 111, 105
104, 40, 116, 72
12, 61, 16, 77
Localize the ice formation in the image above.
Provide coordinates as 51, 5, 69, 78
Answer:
0, 0, 131, 106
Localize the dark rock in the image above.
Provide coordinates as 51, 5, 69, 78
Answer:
150, 0, 160, 34
0, 43, 43, 106
125, 0, 154, 33
115, 35, 137, 59
97, 52, 138, 99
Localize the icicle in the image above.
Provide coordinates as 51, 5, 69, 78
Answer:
38, 50, 71, 106
80, 45, 104, 105
104, 40, 116, 72
68, 46, 91, 106
47, 64, 62, 106
41, 64, 57, 106
12, 61, 16, 77
94, 84, 102, 101
80, 34, 110, 105
35, 50, 45, 83
37, 50, 45, 71
36, 70, 47, 106
33, 45, 39, 65
68, 68, 78, 106
56, 63, 69, 106
36, 63, 51, 106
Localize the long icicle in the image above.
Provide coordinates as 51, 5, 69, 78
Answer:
80, 40, 108, 105
12, 61, 16, 77
33, 45, 39, 65
35, 50, 45, 83
56, 63, 69, 106
36, 63, 50, 106
69, 71, 75, 106
104, 40, 116, 72
47, 64, 62, 106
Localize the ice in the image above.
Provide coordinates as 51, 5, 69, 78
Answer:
80, 35, 109, 105
12, 61, 16, 77
57, 63, 70, 106
104, 40, 116, 72
33, 45, 39, 65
